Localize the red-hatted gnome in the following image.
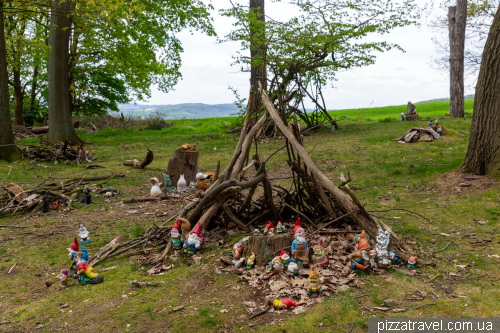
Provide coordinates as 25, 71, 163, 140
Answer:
171, 220, 182, 249
263, 221, 274, 236
67, 237, 79, 261
291, 218, 310, 268
181, 223, 202, 256
313, 238, 328, 268
276, 221, 287, 233
266, 297, 297, 310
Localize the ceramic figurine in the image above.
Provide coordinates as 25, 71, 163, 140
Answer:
150, 177, 162, 196
266, 254, 284, 272
170, 220, 182, 249
400, 112, 406, 121
276, 221, 287, 234
232, 241, 243, 262
253, 229, 260, 236
437, 126, 443, 135
52, 202, 59, 211
76, 261, 104, 285
280, 250, 292, 265
313, 238, 329, 268
388, 250, 403, 266
407, 255, 417, 269
265, 298, 297, 310
375, 228, 391, 267
180, 223, 201, 256
80, 187, 92, 204
56, 269, 69, 288
355, 231, 371, 262
163, 173, 173, 192
67, 237, 79, 261
369, 249, 378, 268
306, 265, 323, 298
177, 174, 187, 192
428, 118, 433, 127
86, 151, 93, 161
234, 257, 246, 268
291, 218, 310, 268
349, 251, 369, 272
246, 252, 255, 270
189, 181, 197, 189
286, 261, 299, 277
196, 172, 205, 181
263, 221, 274, 236
435, 118, 439, 126
78, 222, 91, 244
42, 191, 51, 214
104, 192, 114, 202
78, 147, 84, 161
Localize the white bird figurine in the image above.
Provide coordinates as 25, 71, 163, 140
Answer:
196, 172, 205, 180
150, 177, 162, 197
213, 146, 217, 150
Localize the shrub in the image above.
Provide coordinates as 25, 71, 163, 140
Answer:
145, 111, 175, 130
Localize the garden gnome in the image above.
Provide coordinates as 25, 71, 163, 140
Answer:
267, 255, 284, 272
369, 250, 378, 268
400, 112, 406, 121
170, 220, 182, 249
266, 298, 297, 310
437, 126, 443, 135
67, 237, 79, 261
86, 151, 93, 161
349, 251, 369, 272
76, 261, 104, 285
56, 269, 69, 288
263, 221, 274, 236
292, 218, 310, 268
313, 238, 328, 268
286, 261, 299, 277
78, 223, 91, 244
435, 118, 439, 126
253, 229, 260, 236
389, 250, 403, 266
181, 223, 202, 256
428, 118, 434, 127
276, 221, 287, 233
246, 252, 255, 270
104, 192, 114, 202
232, 241, 243, 261
407, 255, 417, 269
307, 265, 323, 297
355, 231, 371, 262
150, 177, 162, 197
375, 228, 391, 267
280, 250, 292, 265
80, 187, 92, 204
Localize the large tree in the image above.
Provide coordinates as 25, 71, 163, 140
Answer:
461, 2, 500, 176
249, 0, 266, 118
0, 0, 18, 161
448, 0, 467, 118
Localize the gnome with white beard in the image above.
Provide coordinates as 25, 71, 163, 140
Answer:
170, 220, 182, 249
291, 218, 310, 268
181, 223, 202, 257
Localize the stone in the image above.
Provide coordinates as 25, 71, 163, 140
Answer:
383, 299, 395, 308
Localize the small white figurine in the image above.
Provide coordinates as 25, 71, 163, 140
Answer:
78, 223, 91, 244
150, 177, 162, 197
375, 228, 391, 267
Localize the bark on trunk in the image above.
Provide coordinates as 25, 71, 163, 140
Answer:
13, 68, 23, 125
250, 0, 266, 119
47, 0, 80, 144
0, 0, 19, 161
28, 66, 38, 114
448, 0, 467, 118
461, 4, 500, 176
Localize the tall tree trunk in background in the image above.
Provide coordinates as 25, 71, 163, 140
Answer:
28, 65, 38, 114
461, 4, 500, 176
448, 0, 467, 118
249, 0, 266, 120
13, 68, 24, 125
0, 0, 19, 161
47, 0, 80, 144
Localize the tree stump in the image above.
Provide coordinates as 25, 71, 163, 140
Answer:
405, 101, 419, 121
167, 148, 199, 187
242, 233, 294, 266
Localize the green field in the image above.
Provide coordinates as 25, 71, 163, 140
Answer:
1, 98, 499, 333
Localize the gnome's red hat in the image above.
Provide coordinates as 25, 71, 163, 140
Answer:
293, 218, 301, 235
280, 250, 288, 257
172, 220, 179, 230
191, 223, 201, 237
430, 118, 433, 121
281, 299, 298, 309
316, 238, 325, 250
266, 221, 274, 229
70, 237, 79, 252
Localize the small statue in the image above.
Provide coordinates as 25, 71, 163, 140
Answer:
42, 191, 51, 214
349, 251, 369, 272
104, 191, 114, 202
246, 252, 255, 270
234, 257, 246, 268
232, 241, 243, 262
78, 147, 85, 161
389, 250, 403, 266
266, 255, 284, 272
76, 261, 104, 285
407, 255, 417, 269
170, 220, 182, 249
86, 151, 93, 161
437, 126, 443, 135
163, 173, 173, 192
307, 265, 323, 298
177, 174, 187, 192
400, 112, 406, 121
291, 218, 310, 268
150, 177, 162, 197
80, 187, 92, 204
180, 223, 202, 256
435, 118, 439, 126
52, 202, 59, 211
428, 118, 433, 127
280, 250, 292, 266
265, 297, 297, 310
196, 172, 205, 181
253, 229, 260, 236
189, 181, 197, 189
286, 261, 299, 277
56, 269, 69, 288
276, 221, 287, 234
67, 237, 79, 262
355, 231, 371, 263
263, 221, 274, 236
369, 250, 378, 268
375, 228, 391, 267
78, 222, 91, 244
313, 238, 329, 268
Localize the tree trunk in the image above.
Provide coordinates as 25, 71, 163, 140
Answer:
448, 0, 467, 118
461, 4, 500, 176
0, 0, 19, 161
167, 148, 199, 187
47, 0, 80, 144
28, 65, 38, 114
250, 0, 266, 120
13, 68, 23, 125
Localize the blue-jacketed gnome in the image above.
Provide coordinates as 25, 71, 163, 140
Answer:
67, 237, 79, 262
181, 223, 202, 256
291, 218, 310, 268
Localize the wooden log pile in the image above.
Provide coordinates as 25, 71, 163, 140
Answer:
395, 127, 441, 143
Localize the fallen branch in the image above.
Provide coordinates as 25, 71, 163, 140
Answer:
368, 208, 433, 225
131, 279, 159, 287
433, 242, 453, 254
413, 293, 436, 310
0, 166, 13, 187
0, 225, 26, 228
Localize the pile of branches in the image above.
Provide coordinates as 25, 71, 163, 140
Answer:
20, 139, 82, 162
395, 127, 441, 143
12, 125, 47, 141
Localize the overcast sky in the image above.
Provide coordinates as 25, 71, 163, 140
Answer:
146, 0, 475, 110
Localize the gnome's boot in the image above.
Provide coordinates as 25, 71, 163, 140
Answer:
91, 275, 104, 284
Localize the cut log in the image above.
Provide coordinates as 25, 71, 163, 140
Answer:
242, 234, 294, 266
139, 149, 154, 168
88, 234, 124, 266
167, 148, 199, 187
123, 159, 140, 167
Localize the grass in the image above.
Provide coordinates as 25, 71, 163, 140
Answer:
1, 98, 500, 332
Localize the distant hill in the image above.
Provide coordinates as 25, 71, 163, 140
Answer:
416, 94, 475, 104
118, 103, 241, 119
